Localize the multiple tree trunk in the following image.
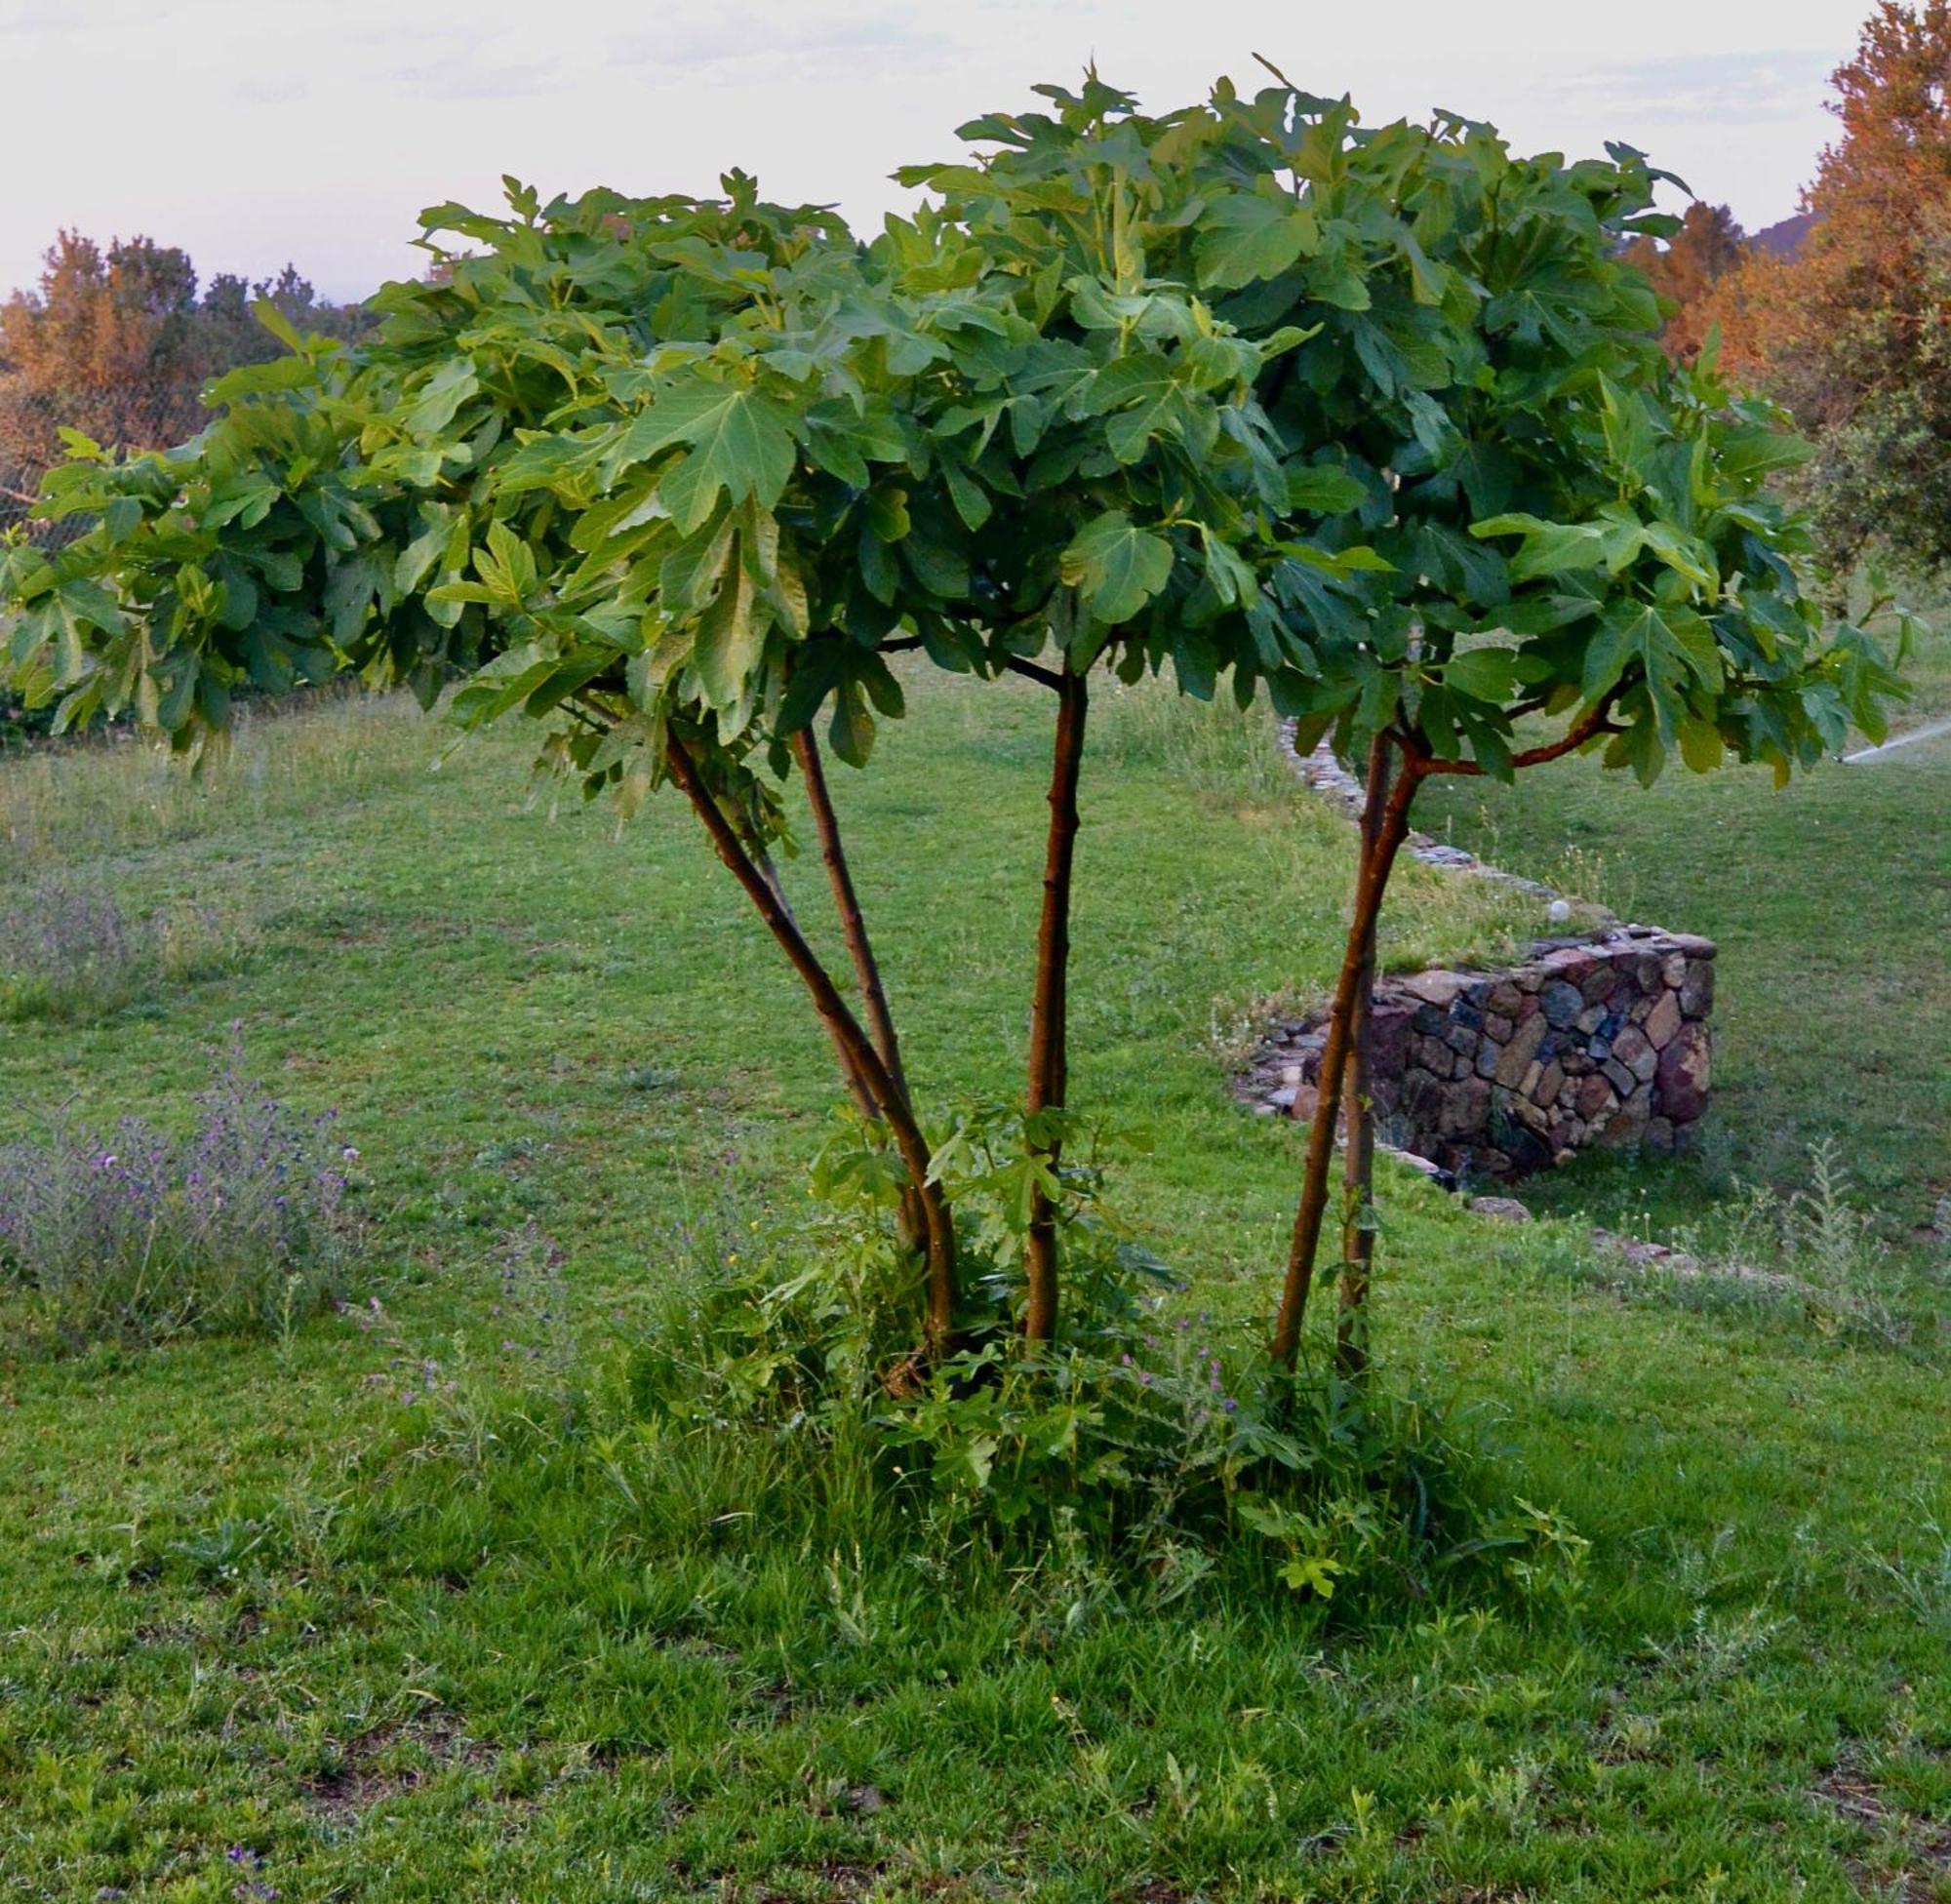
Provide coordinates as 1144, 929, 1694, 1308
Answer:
662, 658, 1621, 1381
1270, 741, 1421, 1369
656, 656, 1097, 1364
1274, 697, 1628, 1369
663, 733, 958, 1353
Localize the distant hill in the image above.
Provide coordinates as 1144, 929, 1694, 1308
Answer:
1751, 212, 1817, 258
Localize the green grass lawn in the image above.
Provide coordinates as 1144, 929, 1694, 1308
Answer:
2, 679, 1947, 1902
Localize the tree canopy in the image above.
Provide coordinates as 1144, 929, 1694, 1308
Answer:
912, 78, 1897, 785
0, 73, 1907, 1365
3, 81, 1896, 788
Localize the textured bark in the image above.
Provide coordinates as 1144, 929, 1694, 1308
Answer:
1271, 753, 1418, 1369
1334, 737, 1392, 1380
664, 736, 958, 1352
1022, 670, 1088, 1343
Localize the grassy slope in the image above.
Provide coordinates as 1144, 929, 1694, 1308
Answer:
1, 682, 1947, 1903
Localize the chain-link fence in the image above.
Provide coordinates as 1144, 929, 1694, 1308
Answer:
0, 377, 210, 541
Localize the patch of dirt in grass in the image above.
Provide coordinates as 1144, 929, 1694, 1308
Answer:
302, 1712, 498, 1824
736, 1870, 889, 1904
809, 1780, 892, 1820
1813, 1763, 1951, 1900
738, 1856, 1013, 1903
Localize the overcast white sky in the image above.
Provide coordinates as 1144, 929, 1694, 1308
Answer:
0, 0, 1873, 303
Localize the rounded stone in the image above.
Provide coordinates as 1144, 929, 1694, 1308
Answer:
1598, 1090, 1652, 1148
1581, 963, 1620, 1004
1654, 1020, 1712, 1123
1469, 1196, 1533, 1222
1613, 1024, 1657, 1083
1680, 958, 1715, 1017
1436, 1075, 1492, 1137
1574, 1072, 1616, 1120
1541, 981, 1584, 1028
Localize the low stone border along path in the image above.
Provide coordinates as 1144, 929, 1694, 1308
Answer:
1275, 722, 1582, 908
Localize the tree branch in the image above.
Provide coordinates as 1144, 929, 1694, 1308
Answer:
1409, 694, 1625, 779
790, 725, 910, 1101
1004, 655, 1064, 693
790, 722, 952, 1263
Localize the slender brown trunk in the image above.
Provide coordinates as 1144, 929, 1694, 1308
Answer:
1270, 750, 1420, 1369
753, 835, 882, 1126
790, 729, 908, 1097
664, 736, 958, 1353
1022, 669, 1088, 1344
789, 726, 946, 1264
1267, 699, 1628, 1369
1334, 737, 1392, 1380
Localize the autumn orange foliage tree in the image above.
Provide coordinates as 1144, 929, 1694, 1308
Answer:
1707, 1, 1951, 568
1621, 201, 1751, 361
0, 233, 360, 505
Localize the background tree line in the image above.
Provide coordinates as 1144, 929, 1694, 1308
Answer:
1629, 1, 1951, 575
0, 231, 365, 520
0, 232, 364, 735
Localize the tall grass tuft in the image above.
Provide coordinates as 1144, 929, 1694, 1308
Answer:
0, 877, 147, 1019
1094, 674, 1294, 802
0, 1036, 355, 1350
0, 875, 259, 1021
1094, 677, 1562, 975
0, 689, 440, 870
1707, 1138, 1915, 1341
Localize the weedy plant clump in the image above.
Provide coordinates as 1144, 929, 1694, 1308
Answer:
0, 873, 259, 1021
378, 1114, 1586, 1628
1701, 1138, 1924, 1343
0, 876, 148, 1019
0, 1036, 355, 1351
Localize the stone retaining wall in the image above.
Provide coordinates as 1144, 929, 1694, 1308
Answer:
1241, 926, 1716, 1178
